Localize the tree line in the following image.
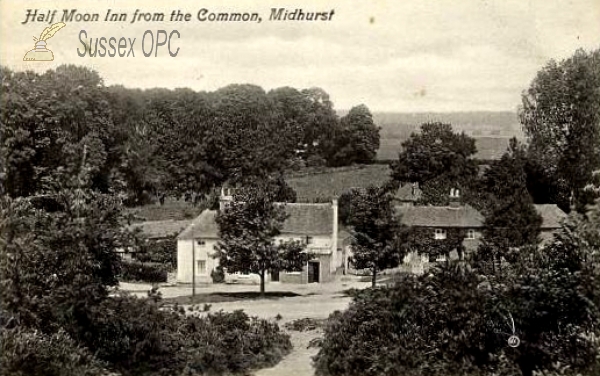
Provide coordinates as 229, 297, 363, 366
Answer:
0, 65, 380, 206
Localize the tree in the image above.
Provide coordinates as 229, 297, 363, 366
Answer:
390, 122, 478, 205
1, 66, 118, 198
344, 186, 405, 287
214, 184, 309, 295
480, 139, 542, 267
520, 48, 600, 213
328, 104, 380, 166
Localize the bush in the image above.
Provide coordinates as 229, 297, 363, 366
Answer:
134, 236, 177, 268
76, 292, 291, 376
211, 266, 225, 283
314, 259, 600, 376
183, 310, 292, 375
0, 327, 109, 376
119, 259, 168, 283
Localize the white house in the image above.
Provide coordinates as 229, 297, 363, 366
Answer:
176, 188, 342, 284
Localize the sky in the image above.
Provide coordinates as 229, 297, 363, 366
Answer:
1, 0, 599, 112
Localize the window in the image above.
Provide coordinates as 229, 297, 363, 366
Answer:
196, 240, 205, 247
450, 188, 460, 198
196, 260, 206, 274
434, 229, 447, 240
467, 229, 476, 239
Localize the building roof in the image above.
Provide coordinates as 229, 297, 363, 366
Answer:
280, 203, 333, 235
534, 204, 567, 230
128, 219, 192, 239
178, 203, 335, 240
397, 204, 484, 228
177, 210, 220, 240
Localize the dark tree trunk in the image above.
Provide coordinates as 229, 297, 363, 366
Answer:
371, 266, 377, 288
260, 271, 265, 296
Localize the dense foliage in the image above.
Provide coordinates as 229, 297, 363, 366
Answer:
343, 186, 406, 286
1, 66, 380, 206
119, 260, 169, 283
520, 48, 600, 212
0, 192, 292, 376
478, 139, 543, 266
390, 122, 479, 205
133, 235, 178, 267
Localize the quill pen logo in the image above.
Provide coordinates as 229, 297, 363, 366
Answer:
23, 22, 66, 61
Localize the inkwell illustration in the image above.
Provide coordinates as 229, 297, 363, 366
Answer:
23, 22, 66, 61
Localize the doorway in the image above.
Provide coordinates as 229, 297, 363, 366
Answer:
308, 261, 320, 283
270, 268, 280, 282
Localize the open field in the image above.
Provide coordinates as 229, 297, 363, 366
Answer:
287, 164, 391, 202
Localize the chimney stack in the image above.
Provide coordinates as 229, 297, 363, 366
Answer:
449, 188, 461, 207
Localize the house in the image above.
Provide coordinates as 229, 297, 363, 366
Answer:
116, 219, 191, 259
176, 188, 343, 284
350, 187, 568, 275
398, 202, 485, 255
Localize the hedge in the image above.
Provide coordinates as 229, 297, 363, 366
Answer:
119, 260, 168, 283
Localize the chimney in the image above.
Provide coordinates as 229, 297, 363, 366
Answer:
449, 188, 461, 207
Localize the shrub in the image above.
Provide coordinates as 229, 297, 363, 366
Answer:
134, 236, 177, 268
119, 259, 168, 283
314, 259, 600, 376
0, 327, 109, 376
211, 266, 225, 283
75, 293, 291, 376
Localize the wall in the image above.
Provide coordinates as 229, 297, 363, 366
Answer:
276, 233, 336, 283
177, 233, 337, 284
176, 238, 219, 283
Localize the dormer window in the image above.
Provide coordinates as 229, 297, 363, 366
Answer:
450, 188, 460, 198
434, 229, 447, 240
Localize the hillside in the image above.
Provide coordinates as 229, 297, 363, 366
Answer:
367, 111, 524, 161
286, 165, 391, 202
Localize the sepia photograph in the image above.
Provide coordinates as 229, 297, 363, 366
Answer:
1, 0, 600, 375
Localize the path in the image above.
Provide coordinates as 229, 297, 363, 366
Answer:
120, 278, 370, 376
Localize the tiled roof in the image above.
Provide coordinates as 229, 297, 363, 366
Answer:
178, 210, 220, 240
534, 204, 567, 230
397, 204, 484, 228
281, 203, 334, 235
178, 203, 335, 240
128, 220, 192, 239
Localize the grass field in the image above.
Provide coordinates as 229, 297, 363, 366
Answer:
286, 164, 391, 202
127, 165, 391, 221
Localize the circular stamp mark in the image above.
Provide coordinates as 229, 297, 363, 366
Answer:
508, 335, 520, 348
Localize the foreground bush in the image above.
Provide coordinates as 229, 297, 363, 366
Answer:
78, 291, 291, 376
314, 257, 600, 376
119, 259, 168, 283
0, 327, 109, 376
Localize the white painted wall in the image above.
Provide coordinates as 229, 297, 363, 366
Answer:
177, 234, 337, 284
177, 238, 219, 283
